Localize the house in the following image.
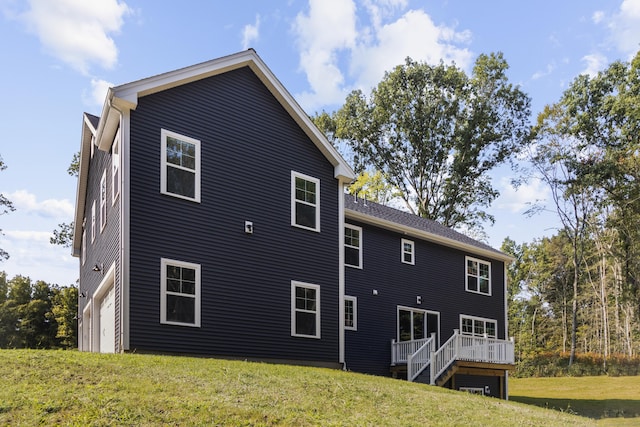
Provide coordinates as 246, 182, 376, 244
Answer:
73, 49, 514, 398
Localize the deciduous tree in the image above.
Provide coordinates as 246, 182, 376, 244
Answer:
326, 53, 531, 233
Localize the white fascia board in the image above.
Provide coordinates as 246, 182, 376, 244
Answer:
110, 49, 355, 183
72, 115, 96, 256
345, 208, 514, 264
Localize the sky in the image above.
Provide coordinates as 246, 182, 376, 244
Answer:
1, 0, 639, 287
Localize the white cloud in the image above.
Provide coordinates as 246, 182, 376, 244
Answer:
580, 52, 608, 76
82, 78, 113, 107
293, 0, 358, 110
604, 0, 640, 59
242, 14, 260, 50
292, 1, 473, 112
1, 230, 77, 285
19, 0, 131, 75
6, 190, 74, 219
592, 10, 605, 24
496, 177, 550, 214
531, 62, 556, 80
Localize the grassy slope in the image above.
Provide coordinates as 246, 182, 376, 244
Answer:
1, 350, 594, 426
509, 376, 640, 426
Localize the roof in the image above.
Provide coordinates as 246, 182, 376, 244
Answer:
85, 113, 99, 130
344, 194, 512, 262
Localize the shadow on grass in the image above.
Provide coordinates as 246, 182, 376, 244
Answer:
510, 396, 640, 420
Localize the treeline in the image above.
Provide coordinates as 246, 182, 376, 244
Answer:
504, 233, 640, 376
502, 51, 640, 376
0, 272, 77, 349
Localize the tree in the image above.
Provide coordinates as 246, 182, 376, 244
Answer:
51, 285, 78, 348
0, 155, 15, 261
527, 50, 640, 364
347, 170, 401, 205
327, 53, 531, 233
50, 152, 79, 248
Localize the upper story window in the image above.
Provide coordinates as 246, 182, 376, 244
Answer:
161, 129, 201, 202
112, 130, 120, 205
466, 256, 491, 295
91, 201, 96, 243
344, 296, 357, 330
291, 171, 320, 232
160, 258, 201, 327
402, 239, 414, 265
344, 224, 362, 268
100, 170, 107, 232
460, 315, 497, 338
291, 281, 320, 338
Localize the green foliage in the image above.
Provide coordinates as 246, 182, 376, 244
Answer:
347, 170, 401, 205
328, 53, 531, 233
50, 222, 74, 248
0, 274, 77, 349
0, 154, 16, 261
0, 350, 594, 426
514, 352, 640, 378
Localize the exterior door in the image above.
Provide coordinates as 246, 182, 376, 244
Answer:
398, 307, 439, 344
99, 286, 115, 353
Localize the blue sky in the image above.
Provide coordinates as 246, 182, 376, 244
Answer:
1, 0, 639, 286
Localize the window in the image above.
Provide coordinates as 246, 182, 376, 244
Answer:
160, 258, 201, 327
460, 315, 497, 338
161, 129, 201, 202
291, 171, 320, 231
91, 201, 96, 243
112, 130, 120, 205
466, 257, 491, 295
398, 307, 439, 343
344, 296, 357, 330
81, 230, 86, 266
100, 170, 107, 232
402, 239, 414, 265
291, 281, 320, 338
344, 224, 362, 268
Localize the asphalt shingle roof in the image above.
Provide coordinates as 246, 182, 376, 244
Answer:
344, 193, 508, 259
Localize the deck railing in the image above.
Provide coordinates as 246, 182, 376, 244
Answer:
390, 336, 431, 365
430, 330, 515, 385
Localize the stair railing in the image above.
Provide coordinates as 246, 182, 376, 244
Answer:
430, 329, 460, 385
407, 332, 436, 382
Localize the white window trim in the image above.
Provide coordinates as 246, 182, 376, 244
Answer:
460, 314, 497, 338
111, 129, 120, 205
401, 238, 415, 265
291, 281, 321, 339
465, 256, 492, 296
344, 295, 357, 331
100, 170, 107, 232
91, 201, 96, 243
344, 224, 362, 269
160, 258, 201, 328
160, 129, 201, 203
291, 171, 320, 232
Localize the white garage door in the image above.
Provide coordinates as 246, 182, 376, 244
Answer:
99, 286, 115, 353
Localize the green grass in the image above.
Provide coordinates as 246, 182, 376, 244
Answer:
1, 350, 594, 426
510, 376, 640, 426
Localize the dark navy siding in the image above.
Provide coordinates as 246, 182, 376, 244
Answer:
344, 219, 505, 376
128, 66, 340, 364
78, 137, 121, 350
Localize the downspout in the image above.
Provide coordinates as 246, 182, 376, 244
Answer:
338, 182, 346, 368
504, 262, 509, 400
